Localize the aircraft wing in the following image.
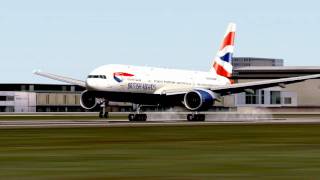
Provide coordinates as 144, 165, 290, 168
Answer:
212, 74, 320, 96
33, 70, 86, 87
165, 74, 320, 96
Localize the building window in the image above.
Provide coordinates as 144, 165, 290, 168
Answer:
284, 97, 292, 104
0, 96, 5, 101
0, 106, 14, 112
63, 95, 67, 105
245, 90, 259, 104
29, 85, 34, 91
21, 85, 26, 91
261, 90, 264, 104
75, 95, 80, 105
7, 96, 14, 101
46, 95, 50, 104
7, 106, 14, 112
0, 96, 14, 101
62, 86, 67, 91
270, 91, 281, 104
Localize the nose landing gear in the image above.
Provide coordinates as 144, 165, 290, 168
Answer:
99, 111, 109, 118
99, 100, 109, 119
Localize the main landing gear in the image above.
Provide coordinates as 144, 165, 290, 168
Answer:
99, 100, 109, 119
99, 111, 109, 118
128, 113, 147, 121
128, 104, 148, 121
187, 113, 205, 121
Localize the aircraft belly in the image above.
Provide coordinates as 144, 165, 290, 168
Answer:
91, 91, 183, 105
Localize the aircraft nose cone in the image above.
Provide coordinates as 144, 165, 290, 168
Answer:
86, 79, 96, 90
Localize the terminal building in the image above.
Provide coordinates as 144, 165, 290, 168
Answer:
0, 84, 84, 112
0, 84, 131, 112
232, 57, 284, 67
230, 66, 320, 109
0, 57, 320, 112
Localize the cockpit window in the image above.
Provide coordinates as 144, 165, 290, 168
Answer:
88, 75, 106, 79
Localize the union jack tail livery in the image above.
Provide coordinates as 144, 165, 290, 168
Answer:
212, 23, 236, 80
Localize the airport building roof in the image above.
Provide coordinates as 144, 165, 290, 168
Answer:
233, 66, 320, 79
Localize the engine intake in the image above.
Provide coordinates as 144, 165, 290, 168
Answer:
184, 89, 216, 111
80, 90, 98, 110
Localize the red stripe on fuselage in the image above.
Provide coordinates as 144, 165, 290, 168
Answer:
213, 62, 232, 78
220, 32, 235, 50
113, 72, 134, 77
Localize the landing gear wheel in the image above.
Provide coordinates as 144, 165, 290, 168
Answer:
198, 114, 205, 121
99, 111, 104, 118
128, 114, 147, 121
103, 112, 109, 119
128, 114, 135, 121
187, 114, 205, 121
141, 114, 147, 121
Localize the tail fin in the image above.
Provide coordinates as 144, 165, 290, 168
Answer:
211, 23, 236, 78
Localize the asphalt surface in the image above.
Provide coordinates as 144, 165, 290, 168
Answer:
1, 117, 320, 128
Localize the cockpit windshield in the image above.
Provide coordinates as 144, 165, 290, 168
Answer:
87, 75, 107, 79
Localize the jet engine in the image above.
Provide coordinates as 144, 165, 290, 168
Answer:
80, 90, 98, 110
184, 89, 217, 111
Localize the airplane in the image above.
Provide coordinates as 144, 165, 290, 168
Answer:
34, 23, 320, 121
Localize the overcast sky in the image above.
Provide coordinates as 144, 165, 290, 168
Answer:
1, 0, 320, 83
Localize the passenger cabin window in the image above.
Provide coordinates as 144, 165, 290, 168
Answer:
87, 75, 106, 79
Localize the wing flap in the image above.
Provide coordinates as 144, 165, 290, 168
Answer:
154, 86, 193, 96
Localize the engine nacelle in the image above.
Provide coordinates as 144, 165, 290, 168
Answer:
184, 89, 216, 111
80, 90, 98, 110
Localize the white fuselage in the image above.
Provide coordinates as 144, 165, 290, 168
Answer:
85, 64, 231, 94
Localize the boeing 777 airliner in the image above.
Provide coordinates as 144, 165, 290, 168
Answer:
34, 23, 320, 121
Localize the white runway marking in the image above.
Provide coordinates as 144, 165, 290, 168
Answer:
0, 118, 320, 128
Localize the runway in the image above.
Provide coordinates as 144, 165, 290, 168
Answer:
1, 118, 320, 128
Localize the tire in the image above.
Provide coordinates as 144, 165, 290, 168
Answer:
128, 114, 135, 121
104, 112, 109, 119
187, 114, 194, 121
195, 114, 205, 121
99, 111, 104, 118
187, 114, 205, 121
137, 114, 147, 121
201, 114, 206, 121
128, 114, 147, 121
142, 114, 147, 121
